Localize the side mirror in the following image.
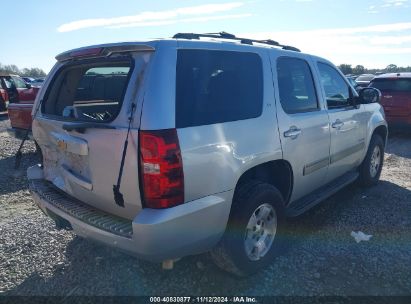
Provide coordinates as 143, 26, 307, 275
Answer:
358, 87, 381, 104
26, 83, 32, 89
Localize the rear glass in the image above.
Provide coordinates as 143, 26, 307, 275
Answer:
370, 78, 411, 92
42, 59, 132, 122
176, 49, 263, 128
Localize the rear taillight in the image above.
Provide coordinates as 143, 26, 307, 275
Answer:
140, 129, 184, 209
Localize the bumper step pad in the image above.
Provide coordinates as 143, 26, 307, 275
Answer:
29, 179, 133, 238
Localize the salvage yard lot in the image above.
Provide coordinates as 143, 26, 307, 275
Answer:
0, 116, 410, 296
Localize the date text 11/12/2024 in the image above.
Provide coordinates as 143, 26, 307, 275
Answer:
149, 297, 258, 303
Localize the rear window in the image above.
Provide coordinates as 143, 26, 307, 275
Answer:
370, 78, 411, 92
42, 59, 133, 122
176, 49, 263, 128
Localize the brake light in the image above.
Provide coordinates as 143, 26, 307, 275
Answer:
140, 129, 184, 209
55, 47, 104, 61
70, 47, 103, 58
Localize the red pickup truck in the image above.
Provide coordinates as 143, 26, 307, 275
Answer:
0, 74, 39, 139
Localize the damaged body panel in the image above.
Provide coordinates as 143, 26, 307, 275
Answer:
32, 48, 152, 219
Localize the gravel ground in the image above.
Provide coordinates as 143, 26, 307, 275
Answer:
0, 115, 410, 296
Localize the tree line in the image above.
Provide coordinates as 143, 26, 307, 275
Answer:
0, 62, 46, 78
338, 64, 411, 75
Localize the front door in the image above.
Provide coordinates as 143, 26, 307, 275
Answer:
272, 56, 331, 202
11, 76, 34, 102
316, 62, 367, 183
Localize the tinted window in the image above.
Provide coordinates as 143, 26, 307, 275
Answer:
176, 50, 263, 128
277, 57, 318, 114
42, 60, 132, 122
370, 78, 411, 92
318, 63, 351, 108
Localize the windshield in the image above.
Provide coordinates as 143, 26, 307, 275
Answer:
42, 58, 133, 122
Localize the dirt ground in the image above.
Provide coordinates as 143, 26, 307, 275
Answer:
0, 115, 410, 296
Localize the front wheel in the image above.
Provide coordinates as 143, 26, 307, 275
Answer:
358, 134, 384, 186
210, 181, 286, 276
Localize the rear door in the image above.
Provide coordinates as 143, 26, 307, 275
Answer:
33, 53, 151, 219
316, 62, 367, 183
272, 55, 331, 202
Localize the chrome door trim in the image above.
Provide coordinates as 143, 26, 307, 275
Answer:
330, 141, 365, 164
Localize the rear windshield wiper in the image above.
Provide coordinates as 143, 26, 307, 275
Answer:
62, 122, 116, 133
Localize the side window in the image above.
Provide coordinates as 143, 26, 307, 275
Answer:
276, 57, 318, 114
3, 77, 14, 89
11, 76, 27, 89
317, 63, 351, 109
176, 50, 263, 128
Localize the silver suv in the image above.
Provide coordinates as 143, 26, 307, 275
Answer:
28, 33, 387, 276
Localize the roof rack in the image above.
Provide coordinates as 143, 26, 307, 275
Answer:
172, 31, 301, 52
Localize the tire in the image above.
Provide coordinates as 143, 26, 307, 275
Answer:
210, 180, 286, 276
358, 134, 384, 186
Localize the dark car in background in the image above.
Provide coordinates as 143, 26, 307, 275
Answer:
369, 73, 411, 127
22, 76, 36, 84
356, 74, 375, 88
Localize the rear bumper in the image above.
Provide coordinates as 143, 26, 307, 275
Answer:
28, 166, 232, 262
7, 127, 33, 140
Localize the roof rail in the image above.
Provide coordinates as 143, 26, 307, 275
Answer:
172, 32, 301, 52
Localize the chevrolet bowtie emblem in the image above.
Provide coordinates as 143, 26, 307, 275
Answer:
57, 139, 67, 150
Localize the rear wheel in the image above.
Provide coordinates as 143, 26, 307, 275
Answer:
211, 181, 286, 276
358, 134, 384, 186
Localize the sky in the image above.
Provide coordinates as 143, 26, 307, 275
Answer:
2, 0, 411, 73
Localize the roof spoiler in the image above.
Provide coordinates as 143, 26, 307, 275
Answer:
56, 44, 155, 62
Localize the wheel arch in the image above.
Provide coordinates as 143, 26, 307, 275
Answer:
372, 124, 388, 147
233, 160, 293, 206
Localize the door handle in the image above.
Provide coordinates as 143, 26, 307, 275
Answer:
284, 127, 301, 139
332, 120, 344, 129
